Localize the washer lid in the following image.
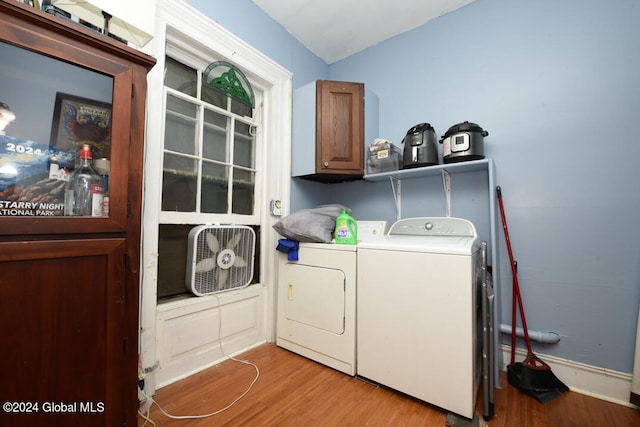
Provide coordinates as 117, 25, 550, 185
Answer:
357, 234, 480, 255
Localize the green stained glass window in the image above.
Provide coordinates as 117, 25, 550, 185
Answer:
204, 61, 255, 108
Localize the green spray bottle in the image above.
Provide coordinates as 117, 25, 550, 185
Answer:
334, 208, 358, 244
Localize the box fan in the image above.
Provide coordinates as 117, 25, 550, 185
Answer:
186, 225, 256, 296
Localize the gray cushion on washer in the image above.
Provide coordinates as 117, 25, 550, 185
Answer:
272, 204, 350, 243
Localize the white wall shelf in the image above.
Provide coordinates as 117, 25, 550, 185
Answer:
364, 158, 492, 182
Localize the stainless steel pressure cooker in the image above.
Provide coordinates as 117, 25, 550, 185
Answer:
439, 121, 488, 163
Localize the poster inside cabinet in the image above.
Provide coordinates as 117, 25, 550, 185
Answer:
0, 135, 73, 216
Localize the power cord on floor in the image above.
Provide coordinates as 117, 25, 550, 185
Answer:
138, 293, 260, 424
138, 406, 156, 426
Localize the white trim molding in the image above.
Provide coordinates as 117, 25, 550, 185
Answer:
501, 345, 640, 409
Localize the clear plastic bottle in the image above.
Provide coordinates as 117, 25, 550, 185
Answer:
64, 144, 104, 216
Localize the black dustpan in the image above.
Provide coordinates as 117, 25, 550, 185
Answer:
507, 354, 569, 403
498, 186, 569, 404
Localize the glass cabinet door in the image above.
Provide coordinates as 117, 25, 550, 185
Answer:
0, 40, 113, 219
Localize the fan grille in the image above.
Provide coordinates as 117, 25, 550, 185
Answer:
187, 225, 256, 296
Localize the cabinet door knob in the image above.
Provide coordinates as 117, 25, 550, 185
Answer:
323, 161, 329, 167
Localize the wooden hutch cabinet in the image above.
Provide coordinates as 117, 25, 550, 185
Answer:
292, 80, 379, 182
0, 2, 155, 426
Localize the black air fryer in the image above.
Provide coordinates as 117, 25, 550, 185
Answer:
401, 123, 438, 169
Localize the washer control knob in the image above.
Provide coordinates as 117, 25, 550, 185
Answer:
425, 222, 433, 231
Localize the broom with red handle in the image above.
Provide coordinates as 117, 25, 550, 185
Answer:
497, 187, 545, 368
496, 186, 569, 402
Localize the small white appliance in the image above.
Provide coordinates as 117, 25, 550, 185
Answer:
357, 217, 483, 418
276, 221, 386, 375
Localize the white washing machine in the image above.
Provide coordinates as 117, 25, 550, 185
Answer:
276, 221, 385, 376
357, 217, 483, 419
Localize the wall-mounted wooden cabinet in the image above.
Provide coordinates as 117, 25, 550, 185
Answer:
292, 80, 378, 183
0, 2, 155, 426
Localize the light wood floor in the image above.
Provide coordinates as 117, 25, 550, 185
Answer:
138, 344, 640, 426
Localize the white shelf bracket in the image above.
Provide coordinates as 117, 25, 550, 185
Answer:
389, 176, 402, 221
441, 169, 451, 217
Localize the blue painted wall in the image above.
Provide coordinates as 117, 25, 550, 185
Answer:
187, 0, 640, 374
330, 0, 640, 374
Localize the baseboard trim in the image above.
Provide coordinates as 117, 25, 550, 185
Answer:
157, 340, 266, 389
501, 345, 639, 409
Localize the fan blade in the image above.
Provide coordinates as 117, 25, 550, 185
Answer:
206, 233, 220, 253
217, 268, 229, 288
228, 232, 242, 249
233, 256, 248, 267
195, 257, 217, 273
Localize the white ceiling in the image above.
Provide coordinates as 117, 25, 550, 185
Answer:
251, 0, 476, 64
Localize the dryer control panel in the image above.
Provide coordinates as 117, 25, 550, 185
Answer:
388, 217, 477, 237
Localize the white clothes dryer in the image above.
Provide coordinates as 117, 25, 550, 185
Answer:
276, 242, 356, 374
276, 221, 385, 375
357, 217, 483, 419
